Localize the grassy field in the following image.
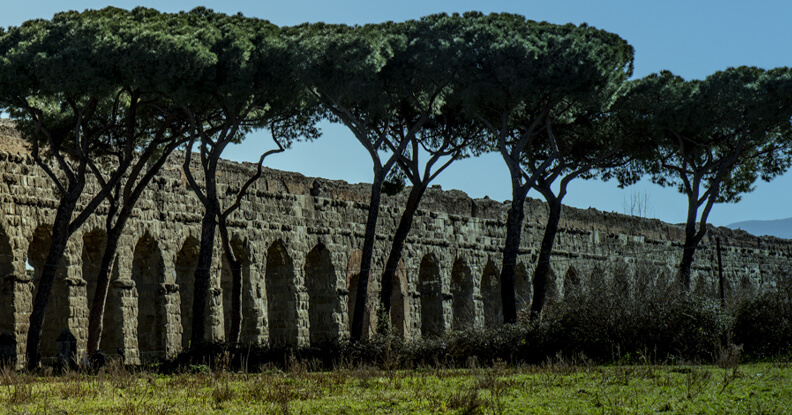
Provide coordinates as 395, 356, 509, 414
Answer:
1, 360, 791, 414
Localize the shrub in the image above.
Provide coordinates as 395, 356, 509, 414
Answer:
539, 262, 730, 362
733, 277, 792, 359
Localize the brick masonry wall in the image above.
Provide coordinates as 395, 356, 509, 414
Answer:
1, 119, 791, 366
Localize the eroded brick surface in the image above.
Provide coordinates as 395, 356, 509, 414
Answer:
1, 119, 790, 366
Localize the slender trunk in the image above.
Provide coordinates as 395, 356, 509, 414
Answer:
499, 195, 526, 324
218, 220, 243, 345
85, 140, 186, 356
679, 197, 700, 290
218, 143, 281, 344
85, 226, 123, 356
679, 227, 698, 290
350, 172, 385, 342
26, 194, 80, 370
529, 197, 563, 320
380, 184, 426, 320
192, 208, 218, 349
227, 257, 242, 345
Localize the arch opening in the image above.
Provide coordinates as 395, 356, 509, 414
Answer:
450, 259, 474, 331
563, 266, 579, 299
81, 230, 106, 307
81, 230, 123, 352
28, 226, 68, 359
0, 225, 14, 338
515, 262, 532, 316
175, 237, 200, 349
220, 239, 257, 344
346, 250, 372, 339
481, 260, 502, 327
266, 240, 298, 347
418, 255, 443, 338
132, 234, 166, 362
305, 244, 339, 345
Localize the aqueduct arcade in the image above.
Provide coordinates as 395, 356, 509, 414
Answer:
1, 123, 791, 366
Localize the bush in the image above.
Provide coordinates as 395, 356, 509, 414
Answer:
341, 325, 538, 369
733, 278, 792, 359
539, 263, 730, 363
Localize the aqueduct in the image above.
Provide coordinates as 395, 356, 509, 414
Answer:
1, 120, 791, 366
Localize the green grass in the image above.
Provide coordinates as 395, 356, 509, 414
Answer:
1, 360, 791, 414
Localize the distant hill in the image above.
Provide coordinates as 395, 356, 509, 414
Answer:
726, 217, 792, 239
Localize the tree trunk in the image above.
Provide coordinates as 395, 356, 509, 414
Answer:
380, 184, 426, 321
228, 259, 242, 345
219, 229, 243, 345
678, 196, 701, 290
678, 229, 698, 290
26, 196, 79, 370
499, 196, 526, 324
350, 173, 385, 342
192, 205, 218, 349
86, 226, 123, 356
529, 197, 563, 320
85, 142, 183, 356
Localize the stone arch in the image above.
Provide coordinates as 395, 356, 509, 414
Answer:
588, 263, 607, 290
515, 262, 532, 315
0, 223, 15, 341
611, 260, 632, 297
545, 267, 559, 300
220, 238, 257, 343
304, 243, 339, 345
660, 265, 676, 289
28, 225, 68, 359
418, 254, 443, 338
132, 233, 166, 362
346, 250, 372, 339
450, 258, 474, 330
633, 259, 656, 297
81, 229, 123, 352
693, 269, 716, 298
81, 229, 106, 306
266, 239, 298, 347
563, 266, 579, 297
389, 258, 408, 339
481, 259, 502, 327
736, 272, 754, 299
175, 236, 200, 349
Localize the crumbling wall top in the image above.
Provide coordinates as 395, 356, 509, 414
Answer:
0, 120, 28, 155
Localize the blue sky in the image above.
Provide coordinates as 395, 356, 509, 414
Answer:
4, 1, 792, 226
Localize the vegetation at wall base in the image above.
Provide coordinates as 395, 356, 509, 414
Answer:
4, 268, 792, 413
151, 269, 792, 373
733, 274, 792, 359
